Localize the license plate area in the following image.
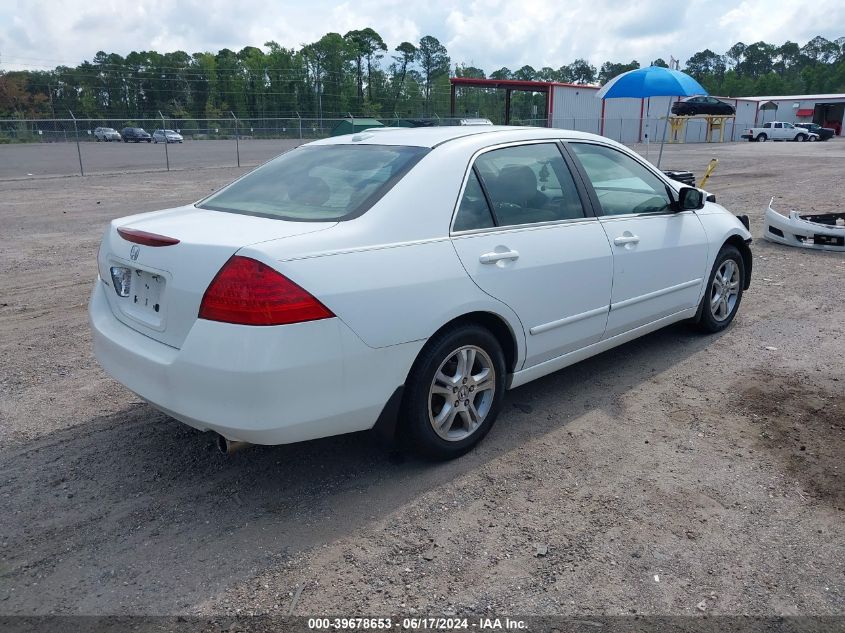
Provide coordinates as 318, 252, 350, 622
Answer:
119, 267, 167, 329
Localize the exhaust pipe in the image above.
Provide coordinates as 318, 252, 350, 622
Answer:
216, 433, 251, 454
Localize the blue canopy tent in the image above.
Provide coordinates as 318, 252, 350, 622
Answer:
596, 66, 708, 167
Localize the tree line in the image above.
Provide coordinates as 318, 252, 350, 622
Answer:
1, 32, 844, 122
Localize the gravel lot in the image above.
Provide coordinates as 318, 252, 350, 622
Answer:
0, 140, 843, 618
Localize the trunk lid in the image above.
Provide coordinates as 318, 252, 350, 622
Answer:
98, 205, 336, 348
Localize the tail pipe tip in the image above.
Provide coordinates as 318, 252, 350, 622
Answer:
216, 434, 251, 454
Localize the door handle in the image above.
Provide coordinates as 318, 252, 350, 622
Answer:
613, 234, 640, 246
479, 249, 520, 264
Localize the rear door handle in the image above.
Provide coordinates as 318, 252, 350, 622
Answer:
613, 234, 640, 246
479, 249, 520, 264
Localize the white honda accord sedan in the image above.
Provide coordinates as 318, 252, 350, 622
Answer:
90, 126, 752, 459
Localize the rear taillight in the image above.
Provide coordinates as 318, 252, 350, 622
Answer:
198, 256, 334, 326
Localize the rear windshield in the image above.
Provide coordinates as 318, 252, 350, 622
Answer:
197, 144, 428, 221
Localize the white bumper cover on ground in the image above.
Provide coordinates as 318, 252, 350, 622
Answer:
764, 198, 845, 251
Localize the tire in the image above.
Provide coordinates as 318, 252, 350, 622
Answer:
795, 134, 807, 142
694, 245, 745, 334
809, 135, 818, 142
401, 324, 506, 460
756, 134, 767, 142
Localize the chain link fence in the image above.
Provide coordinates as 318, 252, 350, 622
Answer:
0, 115, 745, 179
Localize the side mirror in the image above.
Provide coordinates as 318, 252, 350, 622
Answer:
677, 186, 705, 211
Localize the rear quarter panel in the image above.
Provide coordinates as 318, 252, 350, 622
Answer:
238, 239, 528, 368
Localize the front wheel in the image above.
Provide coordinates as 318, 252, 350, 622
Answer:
809, 135, 818, 142
694, 245, 745, 333
401, 324, 506, 460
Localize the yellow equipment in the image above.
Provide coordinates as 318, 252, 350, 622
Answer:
699, 158, 718, 188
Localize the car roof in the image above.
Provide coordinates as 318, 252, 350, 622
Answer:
307, 125, 617, 149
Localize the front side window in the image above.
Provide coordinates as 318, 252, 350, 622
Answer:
471, 143, 585, 227
569, 143, 673, 216
198, 144, 428, 221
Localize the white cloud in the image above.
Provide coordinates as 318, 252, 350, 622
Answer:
1, 0, 843, 71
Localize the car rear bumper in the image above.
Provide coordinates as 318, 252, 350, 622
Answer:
90, 279, 421, 444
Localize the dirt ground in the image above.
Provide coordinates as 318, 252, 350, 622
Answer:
0, 140, 843, 618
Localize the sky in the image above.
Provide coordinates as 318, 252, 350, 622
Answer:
1, 0, 844, 73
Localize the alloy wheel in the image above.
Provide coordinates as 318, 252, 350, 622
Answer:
710, 259, 740, 322
428, 345, 496, 442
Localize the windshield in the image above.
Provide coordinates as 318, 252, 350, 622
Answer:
197, 144, 429, 221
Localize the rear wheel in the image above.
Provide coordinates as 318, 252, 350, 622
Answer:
401, 324, 506, 460
756, 134, 767, 142
694, 245, 745, 334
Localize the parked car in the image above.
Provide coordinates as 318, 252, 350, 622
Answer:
152, 129, 184, 144
90, 126, 752, 459
671, 96, 735, 116
121, 127, 152, 143
794, 123, 835, 141
94, 127, 122, 142
741, 121, 817, 142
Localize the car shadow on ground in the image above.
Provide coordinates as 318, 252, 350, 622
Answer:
1, 322, 721, 614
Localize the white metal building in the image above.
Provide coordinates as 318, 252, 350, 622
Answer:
746, 94, 845, 134
449, 78, 844, 142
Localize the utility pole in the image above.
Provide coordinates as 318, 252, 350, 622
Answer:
68, 110, 84, 176
158, 110, 170, 171
230, 111, 240, 167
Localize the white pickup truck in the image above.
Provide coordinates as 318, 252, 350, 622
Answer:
741, 121, 818, 142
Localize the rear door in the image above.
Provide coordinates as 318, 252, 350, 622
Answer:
566, 142, 709, 339
450, 141, 613, 368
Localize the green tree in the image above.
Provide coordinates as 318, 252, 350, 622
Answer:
390, 41, 417, 115
598, 60, 640, 84
417, 35, 450, 115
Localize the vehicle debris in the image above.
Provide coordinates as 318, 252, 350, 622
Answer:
764, 198, 845, 251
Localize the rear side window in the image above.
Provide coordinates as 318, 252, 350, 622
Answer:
198, 144, 428, 221
453, 170, 495, 232
472, 143, 585, 228
569, 143, 672, 216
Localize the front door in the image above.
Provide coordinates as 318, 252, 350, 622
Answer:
567, 142, 709, 338
450, 142, 613, 368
